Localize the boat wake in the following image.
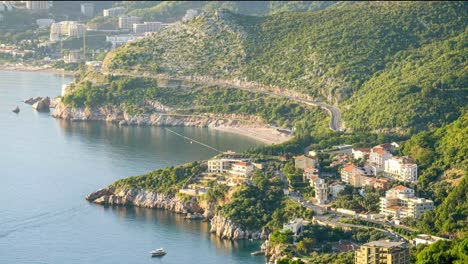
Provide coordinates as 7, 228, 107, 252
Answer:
0, 205, 86, 238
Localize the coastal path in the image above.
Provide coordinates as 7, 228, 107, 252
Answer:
101, 71, 343, 131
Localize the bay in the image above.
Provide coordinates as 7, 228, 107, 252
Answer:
0, 71, 264, 264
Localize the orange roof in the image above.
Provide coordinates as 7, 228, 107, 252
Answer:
394, 185, 409, 191
376, 178, 390, 183
304, 166, 317, 172
343, 164, 358, 172
234, 161, 249, 167
373, 148, 387, 155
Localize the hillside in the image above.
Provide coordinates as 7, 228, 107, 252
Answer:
124, 1, 347, 22
101, 1, 467, 133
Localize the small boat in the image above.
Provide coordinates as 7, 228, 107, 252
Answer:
12, 106, 20, 113
150, 248, 167, 257
251, 250, 264, 256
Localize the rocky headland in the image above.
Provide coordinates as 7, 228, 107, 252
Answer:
86, 187, 268, 240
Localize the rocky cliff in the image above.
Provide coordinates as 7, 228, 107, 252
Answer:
210, 214, 269, 240
86, 187, 268, 240
261, 240, 288, 264
86, 187, 203, 214
52, 102, 266, 129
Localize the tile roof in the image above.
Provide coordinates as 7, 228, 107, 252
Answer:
343, 164, 358, 172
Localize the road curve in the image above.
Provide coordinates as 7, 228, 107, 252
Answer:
101, 71, 343, 131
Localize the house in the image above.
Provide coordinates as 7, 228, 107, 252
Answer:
340, 163, 364, 183
384, 156, 418, 183
368, 147, 393, 171
352, 148, 371, 160
379, 185, 434, 219
294, 155, 317, 169
303, 166, 319, 182
283, 218, 306, 236
374, 178, 391, 190
329, 182, 346, 198
350, 173, 365, 187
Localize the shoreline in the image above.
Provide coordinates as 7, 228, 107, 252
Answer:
0, 64, 75, 76
212, 126, 292, 145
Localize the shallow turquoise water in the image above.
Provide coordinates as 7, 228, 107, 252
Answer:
0, 71, 264, 264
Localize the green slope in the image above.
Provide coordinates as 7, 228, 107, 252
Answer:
88, 2, 468, 132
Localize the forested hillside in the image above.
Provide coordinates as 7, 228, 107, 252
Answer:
100, 1, 467, 133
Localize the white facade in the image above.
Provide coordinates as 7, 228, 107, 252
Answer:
352, 148, 371, 160
133, 22, 167, 34
103, 6, 126, 17
26, 1, 49, 11
118, 16, 142, 30
311, 177, 328, 204
369, 148, 393, 170
385, 157, 418, 183
229, 162, 254, 177
106, 34, 143, 49
50, 21, 85, 41
340, 164, 364, 183
207, 159, 231, 173
380, 185, 433, 219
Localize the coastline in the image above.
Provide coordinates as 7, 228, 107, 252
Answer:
212, 126, 291, 145
0, 64, 75, 76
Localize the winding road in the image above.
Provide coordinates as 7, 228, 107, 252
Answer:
101, 71, 343, 131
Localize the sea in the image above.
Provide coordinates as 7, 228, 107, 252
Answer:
0, 70, 264, 264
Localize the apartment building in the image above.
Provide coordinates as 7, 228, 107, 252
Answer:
103, 6, 126, 17
118, 16, 142, 30
355, 240, 409, 264
379, 185, 433, 219
341, 163, 365, 183
385, 156, 418, 183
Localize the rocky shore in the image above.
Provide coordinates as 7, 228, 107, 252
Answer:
261, 240, 288, 264
86, 187, 268, 240
52, 103, 292, 144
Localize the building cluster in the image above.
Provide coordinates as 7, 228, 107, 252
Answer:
50, 21, 85, 41
341, 143, 418, 187
379, 185, 433, 219
355, 240, 410, 264
0, 44, 34, 57
207, 158, 257, 186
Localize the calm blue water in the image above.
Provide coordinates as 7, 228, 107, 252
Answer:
0, 71, 264, 264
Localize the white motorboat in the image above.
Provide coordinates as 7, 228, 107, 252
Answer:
150, 248, 167, 257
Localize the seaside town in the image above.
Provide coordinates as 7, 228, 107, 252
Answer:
1, 2, 466, 264
0, 1, 199, 71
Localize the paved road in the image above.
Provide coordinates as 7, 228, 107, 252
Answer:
101, 71, 343, 131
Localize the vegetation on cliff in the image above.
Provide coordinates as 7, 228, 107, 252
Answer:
111, 162, 203, 195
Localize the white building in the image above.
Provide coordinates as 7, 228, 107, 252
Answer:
352, 148, 371, 160
207, 159, 231, 173
283, 218, 308, 235
380, 185, 433, 219
310, 177, 328, 204
369, 147, 393, 171
63, 50, 80, 63
384, 156, 418, 183
26, 1, 49, 11
80, 3, 94, 17
118, 16, 142, 30
182, 9, 198, 21
229, 161, 254, 177
106, 34, 143, 49
50, 21, 85, 41
340, 163, 365, 183
133, 21, 167, 34
103, 6, 126, 17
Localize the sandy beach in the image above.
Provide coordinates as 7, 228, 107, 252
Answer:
212, 126, 293, 145
0, 64, 75, 76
